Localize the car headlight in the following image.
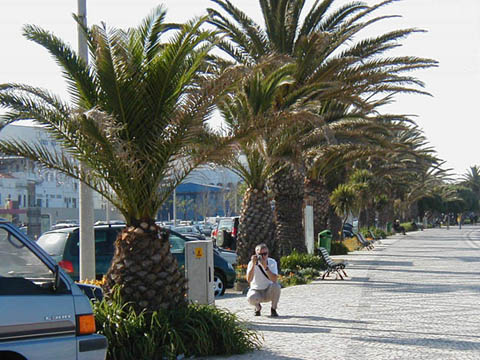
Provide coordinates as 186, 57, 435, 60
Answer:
227, 262, 234, 271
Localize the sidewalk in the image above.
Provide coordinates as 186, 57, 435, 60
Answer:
206, 227, 480, 360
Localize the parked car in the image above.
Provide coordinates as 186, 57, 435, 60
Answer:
37, 224, 235, 296
214, 217, 239, 250
172, 225, 206, 240
195, 223, 213, 237
0, 220, 107, 360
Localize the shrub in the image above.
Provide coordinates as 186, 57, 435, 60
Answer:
330, 241, 349, 255
371, 228, 387, 239
278, 273, 307, 287
342, 236, 362, 252
298, 267, 321, 279
280, 250, 326, 271
93, 289, 261, 359
402, 222, 414, 232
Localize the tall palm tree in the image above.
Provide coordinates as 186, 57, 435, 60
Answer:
218, 60, 313, 262
330, 183, 357, 240
208, 0, 438, 254
460, 165, 480, 200
0, 8, 235, 312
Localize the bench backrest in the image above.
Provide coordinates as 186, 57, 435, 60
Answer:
319, 247, 337, 266
354, 232, 369, 245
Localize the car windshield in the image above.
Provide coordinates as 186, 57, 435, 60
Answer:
0, 228, 53, 280
37, 232, 68, 256
218, 220, 233, 229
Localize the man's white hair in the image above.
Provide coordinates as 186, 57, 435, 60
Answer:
255, 243, 268, 253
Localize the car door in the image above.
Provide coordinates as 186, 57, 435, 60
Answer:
0, 223, 77, 360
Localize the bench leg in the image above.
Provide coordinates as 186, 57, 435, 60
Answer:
341, 269, 348, 277
322, 270, 330, 279
336, 270, 344, 280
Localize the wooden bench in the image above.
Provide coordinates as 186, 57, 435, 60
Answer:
318, 247, 348, 280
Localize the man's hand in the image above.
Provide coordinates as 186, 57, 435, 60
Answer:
251, 254, 258, 265
260, 256, 268, 268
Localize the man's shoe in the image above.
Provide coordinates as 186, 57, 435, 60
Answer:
271, 308, 279, 317
254, 304, 261, 316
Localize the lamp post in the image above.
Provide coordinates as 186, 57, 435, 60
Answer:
77, 0, 95, 281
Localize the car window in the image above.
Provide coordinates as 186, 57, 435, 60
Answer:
169, 234, 185, 254
67, 229, 117, 257
37, 232, 68, 256
95, 230, 115, 256
68, 232, 80, 257
0, 228, 54, 282
218, 220, 233, 230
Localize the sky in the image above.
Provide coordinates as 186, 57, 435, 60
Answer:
1, 0, 479, 178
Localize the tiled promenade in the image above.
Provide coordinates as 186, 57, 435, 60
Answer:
207, 226, 480, 359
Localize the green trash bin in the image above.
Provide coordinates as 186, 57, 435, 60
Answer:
386, 222, 392, 233
318, 229, 332, 254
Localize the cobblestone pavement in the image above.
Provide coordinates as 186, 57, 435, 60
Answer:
204, 226, 480, 360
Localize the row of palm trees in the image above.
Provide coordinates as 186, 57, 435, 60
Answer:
0, 0, 440, 312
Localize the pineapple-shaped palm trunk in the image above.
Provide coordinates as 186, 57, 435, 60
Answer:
304, 177, 330, 241
270, 166, 306, 257
237, 188, 275, 265
104, 221, 187, 313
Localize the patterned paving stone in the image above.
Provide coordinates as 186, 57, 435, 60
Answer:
202, 226, 480, 359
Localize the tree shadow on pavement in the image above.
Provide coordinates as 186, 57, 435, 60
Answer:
279, 315, 370, 324
251, 321, 330, 334
352, 335, 480, 351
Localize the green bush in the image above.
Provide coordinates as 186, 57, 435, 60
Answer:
330, 241, 349, 255
401, 222, 413, 232
93, 289, 261, 360
279, 273, 307, 287
298, 267, 321, 279
371, 228, 387, 239
280, 250, 326, 271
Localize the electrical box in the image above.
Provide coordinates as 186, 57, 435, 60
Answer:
185, 240, 214, 305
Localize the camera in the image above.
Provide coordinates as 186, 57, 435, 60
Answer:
256, 255, 262, 262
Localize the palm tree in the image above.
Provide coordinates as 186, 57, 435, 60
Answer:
208, 0, 438, 255
0, 8, 236, 312
460, 165, 480, 200
330, 183, 357, 240
218, 61, 307, 263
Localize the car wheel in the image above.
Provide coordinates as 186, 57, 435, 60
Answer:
213, 271, 226, 297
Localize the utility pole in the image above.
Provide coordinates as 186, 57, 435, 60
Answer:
77, 0, 95, 281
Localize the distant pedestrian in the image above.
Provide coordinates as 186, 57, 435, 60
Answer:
246, 243, 281, 317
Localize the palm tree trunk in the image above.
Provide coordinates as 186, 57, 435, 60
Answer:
270, 166, 306, 256
328, 205, 343, 241
304, 177, 330, 242
367, 205, 376, 228
378, 200, 395, 230
104, 222, 187, 313
237, 188, 275, 265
